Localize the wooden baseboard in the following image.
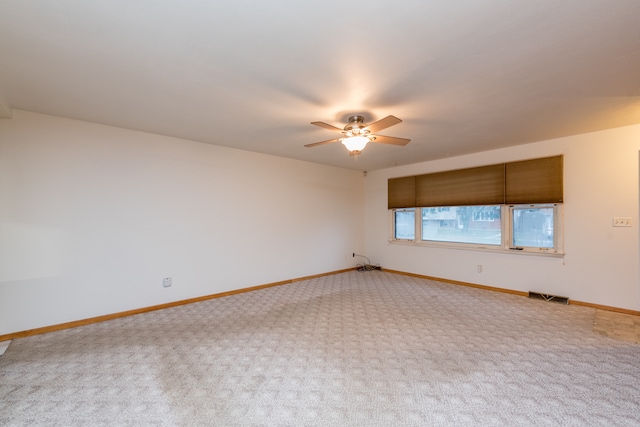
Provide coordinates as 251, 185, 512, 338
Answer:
384, 268, 640, 317
382, 269, 529, 297
4, 267, 638, 342
0, 268, 356, 342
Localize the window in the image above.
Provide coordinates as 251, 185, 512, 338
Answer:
422, 206, 501, 245
511, 205, 556, 250
387, 156, 564, 255
391, 204, 562, 254
393, 208, 415, 240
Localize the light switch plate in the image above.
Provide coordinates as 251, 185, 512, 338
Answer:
613, 217, 632, 227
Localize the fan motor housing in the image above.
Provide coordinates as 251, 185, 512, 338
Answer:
344, 115, 368, 135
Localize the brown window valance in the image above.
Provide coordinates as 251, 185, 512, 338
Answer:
388, 155, 563, 209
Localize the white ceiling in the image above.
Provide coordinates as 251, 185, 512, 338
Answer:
1, 0, 640, 171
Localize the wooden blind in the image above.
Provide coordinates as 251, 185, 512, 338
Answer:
387, 176, 416, 209
505, 156, 563, 204
388, 155, 563, 208
416, 164, 505, 207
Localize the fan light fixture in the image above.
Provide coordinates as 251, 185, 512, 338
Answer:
341, 136, 370, 152
306, 114, 410, 155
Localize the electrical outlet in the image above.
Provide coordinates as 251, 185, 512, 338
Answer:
613, 217, 632, 227
477, 265, 483, 273
163, 277, 172, 287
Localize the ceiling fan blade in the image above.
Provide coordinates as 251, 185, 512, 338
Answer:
311, 121, 344, 133
371, 135, 411, 146
304, 138, 341, 148
365, 115, 402, 133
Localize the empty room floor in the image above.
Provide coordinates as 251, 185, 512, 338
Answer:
1, 271, 639, 426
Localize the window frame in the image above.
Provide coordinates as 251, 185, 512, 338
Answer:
507, 204, 563, 254
391, 208, 417, 241
390, 204, 564, 256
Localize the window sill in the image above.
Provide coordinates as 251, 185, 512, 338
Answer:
388, 239, 565, 258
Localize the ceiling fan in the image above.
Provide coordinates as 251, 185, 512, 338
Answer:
305, 115, 410, 155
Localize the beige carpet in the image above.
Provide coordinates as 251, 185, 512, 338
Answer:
1, 271, 640, 426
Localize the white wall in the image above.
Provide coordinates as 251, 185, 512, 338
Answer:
365, 125, 640, 311
0, 111, 365, 335
3, 111, 639, 336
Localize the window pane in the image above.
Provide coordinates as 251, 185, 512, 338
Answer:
394, 209, 415, 239
422, 206, 501, 245
512, 207, 554, 248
